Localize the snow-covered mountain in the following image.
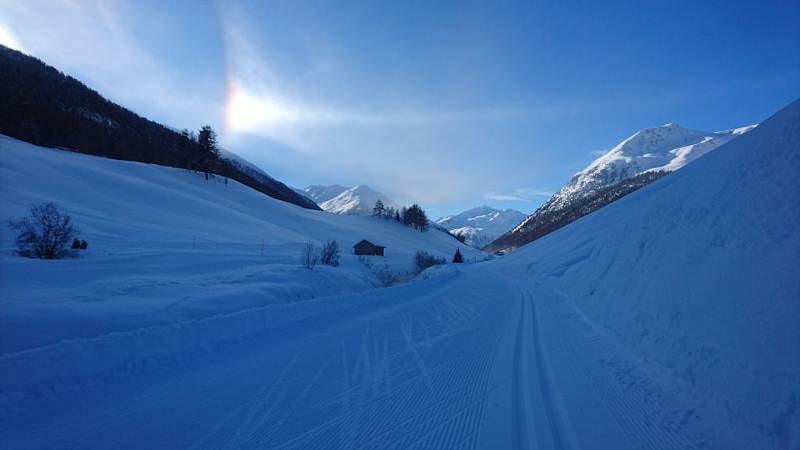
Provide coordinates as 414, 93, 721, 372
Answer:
497, 99, 800, 448
294, 184, 349, 205
319, 185, 398, 215
546, 123, 757, 212
436, 206, 526, 248
486, 122, 756, 252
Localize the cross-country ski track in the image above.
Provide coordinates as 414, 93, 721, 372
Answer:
1, 267, 723, 449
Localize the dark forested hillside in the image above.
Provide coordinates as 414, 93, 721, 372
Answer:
485, 170, 668, 253
0, 45, 319, 210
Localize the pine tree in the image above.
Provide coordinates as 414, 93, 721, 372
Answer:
452, 248, 464, 263
198, 125, 219, 159
373, 199, 385, 217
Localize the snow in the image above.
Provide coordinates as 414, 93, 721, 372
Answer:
295, 184, 349, 204
319, 184, 398, 215
0, 136, 479, 354
436, 206, 527, 248
499, 99, 800, 448
0, 99, 797, 449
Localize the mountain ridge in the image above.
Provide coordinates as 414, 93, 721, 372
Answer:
436, 205, 526, 248
486, 121, 756, 252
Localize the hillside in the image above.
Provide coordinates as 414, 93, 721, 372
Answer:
486, 122, 756, 252
436, 206, 526, 247
0, 44, 318, 210
496, 98, 800, 447
0, 135, 481, 354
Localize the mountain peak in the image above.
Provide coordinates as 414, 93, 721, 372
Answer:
318, 184, 397, 215
436, 206, 526, 248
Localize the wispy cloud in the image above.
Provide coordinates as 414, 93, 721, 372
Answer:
484, 187, 553, 202
219, 11, 525, 144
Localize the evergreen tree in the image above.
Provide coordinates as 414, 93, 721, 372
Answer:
452, 248, 464, 263
373, 199, 385, 217
198, 125, 219, 159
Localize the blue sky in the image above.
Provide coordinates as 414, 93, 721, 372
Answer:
1, 0, 798, 218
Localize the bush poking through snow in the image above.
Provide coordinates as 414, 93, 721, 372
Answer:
413, 250, 445, 273
300, 242, 318, 269
8, 202, 77, 259
320, 239, 340, 266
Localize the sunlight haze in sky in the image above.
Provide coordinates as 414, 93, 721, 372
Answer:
1, 0, 798, 217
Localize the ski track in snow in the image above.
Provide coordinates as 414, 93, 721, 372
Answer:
0, 270, 723, 449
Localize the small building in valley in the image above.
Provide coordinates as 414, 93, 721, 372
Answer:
353, 239, 385, 256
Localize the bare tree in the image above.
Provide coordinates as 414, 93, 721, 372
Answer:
300, 242, 318, 269
320, 239, 340, 266
8, 202, 77, 259
413, 250, 445, 272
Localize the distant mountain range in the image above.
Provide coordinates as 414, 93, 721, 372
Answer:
295, 185, 397, 216
435, 206, 526, 248
0, 44, 319, 210
485, 122, 757, 253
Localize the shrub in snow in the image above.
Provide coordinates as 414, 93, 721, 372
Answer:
320, 239, 340, 267
300, 242, 318, 269
413, 250, 445, 273
8, 202, 77, 259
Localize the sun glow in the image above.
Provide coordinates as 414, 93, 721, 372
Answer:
0, 24, 25, 52
225, 81, 304, 133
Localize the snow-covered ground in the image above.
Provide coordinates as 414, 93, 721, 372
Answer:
0, 136, 479, 353
0, 99, 797, 449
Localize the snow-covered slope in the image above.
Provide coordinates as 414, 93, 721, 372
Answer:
319, 185, 398, 215
436, 206, 526, 247
487, 122, 756, 252
498, 99, 800, 447
0, 135, 479, 353
294, 184, 349, 204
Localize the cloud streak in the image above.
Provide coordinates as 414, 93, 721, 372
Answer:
484, 187, 554, 202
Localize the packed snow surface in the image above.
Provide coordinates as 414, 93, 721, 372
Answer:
1, 100, 797, 449
436, 206, 527, 248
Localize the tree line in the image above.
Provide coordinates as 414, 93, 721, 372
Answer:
372, 200, 429, 231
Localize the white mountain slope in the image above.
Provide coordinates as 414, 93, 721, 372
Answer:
295, 184, 349, 204
498, 99, 799, 448
547, 122, 756, 212
486, 121, 758, 253
436, 205, 527, 247
0, 101, 796, 449
320, 184, 398, 215
0, 135, 480, 354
